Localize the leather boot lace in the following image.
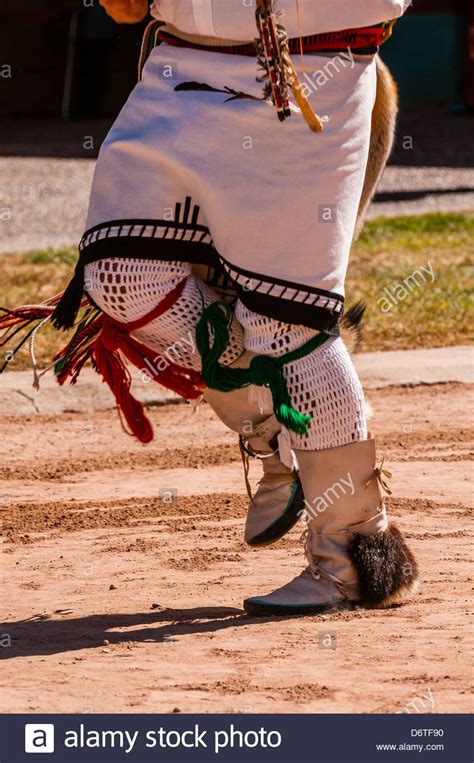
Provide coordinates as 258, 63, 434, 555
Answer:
365, 457, 393, 495
239, 434, 293, 502
301, 528, 348, 597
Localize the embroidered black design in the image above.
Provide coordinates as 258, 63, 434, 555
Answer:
175, 81, 261, 103
80, 197, 213, 252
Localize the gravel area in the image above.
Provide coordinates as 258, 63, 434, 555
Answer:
0, 157, 94, 254
369, 166, 474, 219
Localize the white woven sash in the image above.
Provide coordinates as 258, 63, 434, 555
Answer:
191, 0, 216, 38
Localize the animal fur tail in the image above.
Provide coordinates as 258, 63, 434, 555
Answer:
340, 300, 366, 354
354, 55, 399, 240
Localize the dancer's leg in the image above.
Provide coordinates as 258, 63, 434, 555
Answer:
85, 259, 306, 543
232, 304, 418, 616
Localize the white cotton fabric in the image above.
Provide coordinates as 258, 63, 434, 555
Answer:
190, 0, 216, 37
282, 335, 368, 450
236, 300, 316, 355
84, 258, 191, 322
151, 0, 410, 42
86, 45, 377, 301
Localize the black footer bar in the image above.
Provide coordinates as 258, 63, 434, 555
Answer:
2, 713, 471, 762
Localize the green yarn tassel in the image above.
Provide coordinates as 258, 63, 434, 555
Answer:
196, 301, 329, 436
195, 301, 249, 391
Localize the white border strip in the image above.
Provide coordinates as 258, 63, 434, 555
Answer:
192, 0, 216, 37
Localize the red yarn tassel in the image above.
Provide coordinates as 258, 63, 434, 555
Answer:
4, 282, 206, 444
93, 317, 204, 444
54, 311, 104, 385
0, 293, 93, 374
93, 333, 154, 444
88, 282, 205, 444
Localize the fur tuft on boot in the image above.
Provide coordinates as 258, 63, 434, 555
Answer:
348, 523, 419, 608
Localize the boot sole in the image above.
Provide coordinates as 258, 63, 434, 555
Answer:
243, 599, 351, 618
246, 480, 304, 548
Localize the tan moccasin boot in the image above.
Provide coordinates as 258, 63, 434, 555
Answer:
204, 352, 304, 547
244, 437, 419, 616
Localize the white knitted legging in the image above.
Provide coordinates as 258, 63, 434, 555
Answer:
84, 258, 243, 370
84, 258, 367, 450
235, 302, 367, 451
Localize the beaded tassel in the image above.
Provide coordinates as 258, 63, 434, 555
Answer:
255, 0, 328, 132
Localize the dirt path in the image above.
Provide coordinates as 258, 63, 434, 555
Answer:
1, 383, 472, 714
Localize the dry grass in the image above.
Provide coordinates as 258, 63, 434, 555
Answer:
348, 213, 473, 351
0, 213, 472, 371
0, 249, 76, 372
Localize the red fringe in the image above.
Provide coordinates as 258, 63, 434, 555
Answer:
93, 320, 201, 444
53, 312, 103, 385
2, 285, 206, 444
55, 282, 205, 444
0, 306, 51, 329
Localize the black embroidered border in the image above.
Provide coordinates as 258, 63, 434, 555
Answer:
79, 198, 213, 251
78, 198, 344, 333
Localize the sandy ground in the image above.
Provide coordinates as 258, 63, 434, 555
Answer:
1, 382, 473, 714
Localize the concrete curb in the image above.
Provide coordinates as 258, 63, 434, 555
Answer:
355, 345, 473, 389
0, 368, 178, 417
0, 345, 472, 417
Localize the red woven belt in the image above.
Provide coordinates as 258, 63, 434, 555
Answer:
157, 24, 389, 57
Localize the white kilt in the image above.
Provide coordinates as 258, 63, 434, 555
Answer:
83, 43, 376, 330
